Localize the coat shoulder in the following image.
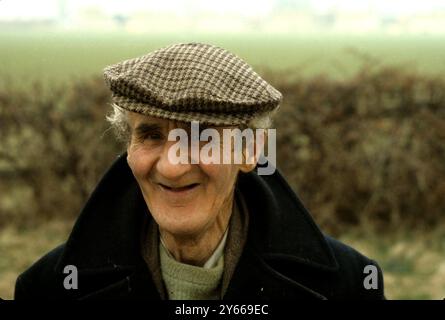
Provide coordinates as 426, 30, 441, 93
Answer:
15, 243, 67, 300
322, 235, 385, 300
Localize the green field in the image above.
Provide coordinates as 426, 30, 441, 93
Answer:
1, 31, 445, 86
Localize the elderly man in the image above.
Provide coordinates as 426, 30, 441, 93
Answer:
15, 43, 384, 300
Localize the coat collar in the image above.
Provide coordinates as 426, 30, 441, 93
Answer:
236, 166, 338, 272
55, 153, 338, 299
56, 154, 147, 272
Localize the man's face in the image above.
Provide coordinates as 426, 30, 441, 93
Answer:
126, 112, 254, 237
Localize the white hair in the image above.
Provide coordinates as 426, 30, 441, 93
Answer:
105, 103, 131, 145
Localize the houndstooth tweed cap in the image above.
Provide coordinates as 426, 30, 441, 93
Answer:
103, 42, 282, 126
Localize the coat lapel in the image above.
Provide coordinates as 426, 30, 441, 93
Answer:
223, 247, 328, 300
75, 263, 160, 300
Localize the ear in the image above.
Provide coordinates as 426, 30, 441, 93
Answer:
126, 138, 134, 164
240, 130, 265, 173
126, 141, 131, 158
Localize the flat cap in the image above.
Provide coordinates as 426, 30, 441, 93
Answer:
103, 42, 282, 125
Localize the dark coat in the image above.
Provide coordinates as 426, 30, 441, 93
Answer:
15, 154, 384, 300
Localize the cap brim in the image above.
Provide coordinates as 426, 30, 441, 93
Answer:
112, 96, 259, 126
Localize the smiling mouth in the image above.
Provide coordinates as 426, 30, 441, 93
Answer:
159, 183, 200, 193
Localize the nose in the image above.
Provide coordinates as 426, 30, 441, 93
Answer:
155, 139, 193, 181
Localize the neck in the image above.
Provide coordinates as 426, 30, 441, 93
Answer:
159, 197, 233, 267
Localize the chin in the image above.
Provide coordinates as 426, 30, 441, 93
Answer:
160, 221, 208, 238
154, 207, 211, 237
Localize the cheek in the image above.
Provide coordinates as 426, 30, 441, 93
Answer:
202, 164, 239, 194
127, 146, 156, 179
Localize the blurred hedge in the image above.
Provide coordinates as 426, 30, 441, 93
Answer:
1, 66, 444, 233
272, 66, 445, 233
0, 77, 122, 227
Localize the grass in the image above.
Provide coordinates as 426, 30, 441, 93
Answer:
0, 219, 74, 300
0, 218, 443, 300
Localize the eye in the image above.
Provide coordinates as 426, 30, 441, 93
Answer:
141, 131, 164, 141
148, 133, 162, 140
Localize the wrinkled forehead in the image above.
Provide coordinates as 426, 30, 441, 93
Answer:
127, 111, 183, 129
127, 111, 234, 131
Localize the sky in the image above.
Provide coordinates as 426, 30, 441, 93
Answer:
1, 0, 445, 21
1, 0, 274, 20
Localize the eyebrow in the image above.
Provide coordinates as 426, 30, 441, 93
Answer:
134, 123, 163, 136
133, 121, 215, 137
